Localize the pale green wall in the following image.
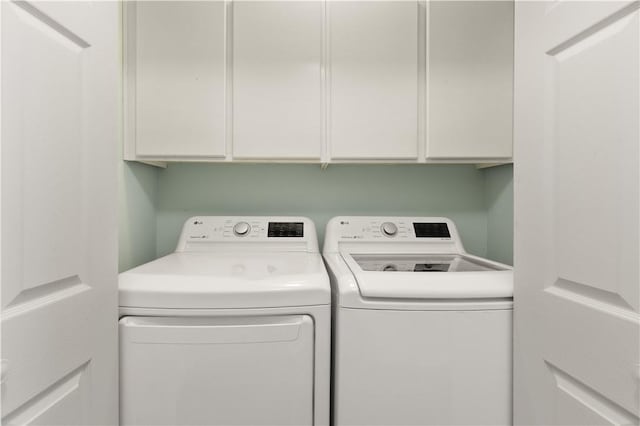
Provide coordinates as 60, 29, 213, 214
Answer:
118, 163, 514, 271
118, 160, 159, 272
483, 164, 514, 265
154, 164, 491, 258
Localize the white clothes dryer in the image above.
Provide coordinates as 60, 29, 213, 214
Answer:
119, 217, 330, 426
323, 216, 513, 426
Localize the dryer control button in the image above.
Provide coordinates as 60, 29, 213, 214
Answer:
381, 222, 398, 237
233, 222, 251, 236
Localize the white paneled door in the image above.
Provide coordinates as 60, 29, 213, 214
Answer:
515, 1, 639, 425
1, 1, 118, 425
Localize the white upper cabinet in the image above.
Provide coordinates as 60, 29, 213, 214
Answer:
426, 1, 513, 160
124, 0, 514, 164
127, 1, 226, 159
328, 1, 419, 160
233, 1, 323, 160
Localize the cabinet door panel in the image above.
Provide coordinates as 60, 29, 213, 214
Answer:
427, 1, 513, 160
329, 1, 419, 160
135, 1, 226, 158
233, 1, 323, 160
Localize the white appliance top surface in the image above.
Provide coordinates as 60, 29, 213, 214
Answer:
119, 216, 330, 309
120, 252, 330, 309
323, 217, 513, 301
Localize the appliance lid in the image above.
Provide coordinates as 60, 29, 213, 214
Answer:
119, 252, 330, 309
342, 252, 513, 299
351, 254, 502, 272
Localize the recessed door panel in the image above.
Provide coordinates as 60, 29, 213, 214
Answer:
549, 7, 639, 312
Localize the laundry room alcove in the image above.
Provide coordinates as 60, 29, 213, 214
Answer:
118, 162, 513, 273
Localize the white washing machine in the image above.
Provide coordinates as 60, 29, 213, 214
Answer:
323, 216, 513, 426
119, 216, 330, 426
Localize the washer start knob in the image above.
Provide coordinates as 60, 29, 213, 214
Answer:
381, 222, 398, 237
233, 222, 251, 236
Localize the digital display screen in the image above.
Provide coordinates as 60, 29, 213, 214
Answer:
268, 222, 304, 238
413, 223, 451, 238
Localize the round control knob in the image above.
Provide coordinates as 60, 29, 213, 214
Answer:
233, 222, 251, 236
381, 222, 398, 237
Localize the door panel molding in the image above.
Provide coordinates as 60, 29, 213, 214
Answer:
546, 362, 639, 425
2, 276, 88, 319
11, 1, 90, 50
2, 362, 89, 426
547, 278, 637, 319
546, 1, 639, 60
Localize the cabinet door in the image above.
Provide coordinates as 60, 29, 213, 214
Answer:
233, 1, 323, 160
329, 2, 419, 160
133, 1, 226, 158
427, 1, 513, 160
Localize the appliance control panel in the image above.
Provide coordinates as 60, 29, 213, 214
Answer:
176, 216, 320, 253
182, 217, 307, 242
330, 217, 453, 241
323, 217, 464, 257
